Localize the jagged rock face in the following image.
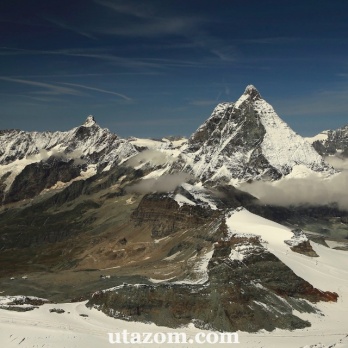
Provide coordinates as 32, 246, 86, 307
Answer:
130, 184, 257, 239
180, 85, 330, 183
87, 235, 337, 332
3, 158, 81, 204
211, 236, 335, 302
131, 193, 220, 238
311, 125, 348, 157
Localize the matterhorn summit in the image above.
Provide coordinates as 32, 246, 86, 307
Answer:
243, 84, 262, 100
83, 115, 97, 127
180, 85, 332, 184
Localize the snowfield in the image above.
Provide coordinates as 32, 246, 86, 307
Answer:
0, 209, 347, 347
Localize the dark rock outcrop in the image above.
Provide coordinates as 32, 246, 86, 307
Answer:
131, 193, 220, 238
3, 158, 81, 204
312, 125, 348, 157
287, 240, 319, 257
87, 235, 337, 332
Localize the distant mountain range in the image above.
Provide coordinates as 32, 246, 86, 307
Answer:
1, 84, 341, 204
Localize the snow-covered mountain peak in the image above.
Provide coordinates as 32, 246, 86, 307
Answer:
180, 85, 333, 183
83, 115, 97, 127
243, 84, 261, 100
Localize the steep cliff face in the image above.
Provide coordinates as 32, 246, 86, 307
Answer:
131, 193, 219, 238
178, 85, 331, 184
130, 183, 257, 239
3, 158, 81, 204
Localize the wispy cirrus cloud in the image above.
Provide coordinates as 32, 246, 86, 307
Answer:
0, 91, 64, 103
0, 77, 133, 102
41, 16, 97, 40
93, 0, 157, 19
95, 17, 200, 38
0, 46, 132, 64
180, 31, 240, 63
274, 87, 348, 117
0, 47, 158, 71
0, 46, 207, 70
93, 0, 204, 38
0, 77, 82, 96
238, 37, 300, 45
61, 82, 132, 101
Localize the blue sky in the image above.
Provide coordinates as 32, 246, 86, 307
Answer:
1, 0, 348, 138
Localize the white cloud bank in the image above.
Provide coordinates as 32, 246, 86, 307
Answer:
126, 173, 192, 194
240, 171, 348, 210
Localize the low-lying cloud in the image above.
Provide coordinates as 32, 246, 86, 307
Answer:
125, 149, 175, 167
126, 173, 192, 194
240, 171, 348, 210
26, 148, 85, 164
324, 155, 348, 171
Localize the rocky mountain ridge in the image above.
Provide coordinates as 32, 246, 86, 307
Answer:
307, 124, 348, 157
0, 85, 340, 205
0, 116, 136, 166
0, 116, 137, 203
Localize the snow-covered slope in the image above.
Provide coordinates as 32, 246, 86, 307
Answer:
225, 208, 348, 348
179, 85, 332, 184
1, 297, 348, 348
225, 208, 348, 291
305, 131, 329, 145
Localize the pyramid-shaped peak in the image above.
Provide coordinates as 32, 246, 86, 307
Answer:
244, 85, 261, 100
83, 115, 96, 127
185, 84, 330, 184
